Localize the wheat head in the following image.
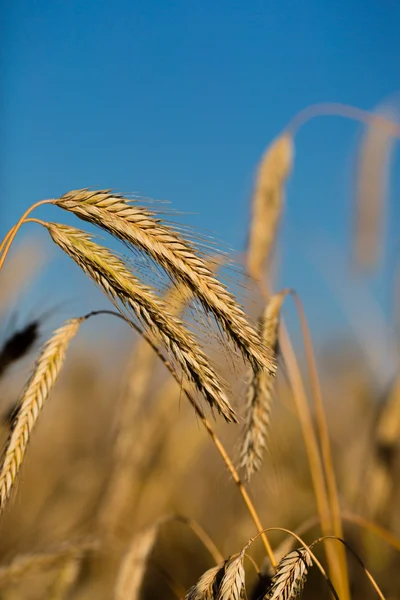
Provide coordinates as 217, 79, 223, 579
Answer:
240, 291, 286, 479
266, 548, 312, 600
54, 189, 274, 374
247, 135, 293, 281
45, 222, 236, 422
0, 318, 83, 514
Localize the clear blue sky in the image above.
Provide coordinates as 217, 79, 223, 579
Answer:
1, 1, 399, 379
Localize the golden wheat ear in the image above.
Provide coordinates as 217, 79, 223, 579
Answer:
114, 521, 162, 600
44, 222, 236, 422
54, 189, 274, 374
247, 135, 293, 282
0, 317, 84, 514
266, 548, 312, 600
240, 291, 287, 480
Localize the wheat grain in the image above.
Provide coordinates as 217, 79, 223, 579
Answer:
266, 548, 312, 600
216, 553, 245, 600
45, 222, 236, 422
240, 291, 286, 479
184, 561, 227, 600
0, 318, 83, 513
54, 189, 274, 373
247, 135, 293, 281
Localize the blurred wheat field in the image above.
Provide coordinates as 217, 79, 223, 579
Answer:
0, 102, 400, 600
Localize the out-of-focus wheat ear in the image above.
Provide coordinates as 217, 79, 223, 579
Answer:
353, 104, 398, 270
247, 135, 293, 282
184, 561, 228, 600
45, 222, 236, 422
367, 375, 400, 518
0, 540, 96, 587
266, 548, 312, 600
0, 320, 40, 380
217, 552, 246, 600
54, 189, 274, 374
114, 522, 161, 600
49, 555, 82, 600
240, 291, 287, 479
0, 317, 83, 514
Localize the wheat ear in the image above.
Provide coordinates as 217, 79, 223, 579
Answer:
54, 189, 274, 373
0, 540, 96, 587
217, 553, 246, 600
114, 522, 161, 600
0, 317, 83, 514
240, 291, 287, 479
247, 135, 293, 281
266, 548, 312, 600
184, 561, 227, 600
44, 222, 236, 422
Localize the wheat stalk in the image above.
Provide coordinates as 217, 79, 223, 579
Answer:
0, 317, 83, 513
240, 291, 287, 479
266, 548, 312, 600
54, 189, 274, 373
247, 135, 293, 281
45, 222, 236, 422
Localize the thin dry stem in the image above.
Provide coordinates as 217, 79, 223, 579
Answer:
279, 325, 348, 600
291, 292, 350, 596
112, 318, 277, 570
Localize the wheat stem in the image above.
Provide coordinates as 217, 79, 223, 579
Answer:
0, 200, 54, 271
116, 319, 277, 570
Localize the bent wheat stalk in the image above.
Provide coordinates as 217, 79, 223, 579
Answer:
54, 189, 274, 373
40, 221, 235, 422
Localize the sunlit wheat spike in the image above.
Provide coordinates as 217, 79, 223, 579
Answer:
240, 291, 286, 479
55, 188, 274, 374
266, 548, 312, 600
0, 318, 82, 514
114, 524, 159, 600
184, 561, 227, 600
217, 553, 246, 600
247, 134, 293, 281
46, 223, 236, 422
354, 104, 397, 270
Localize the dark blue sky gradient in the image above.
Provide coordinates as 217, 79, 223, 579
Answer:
1, 1, 399, 377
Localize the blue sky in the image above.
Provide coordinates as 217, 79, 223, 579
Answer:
1, 1, 400, 379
